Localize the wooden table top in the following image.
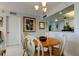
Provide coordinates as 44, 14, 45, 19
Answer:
34, 37, 60, 47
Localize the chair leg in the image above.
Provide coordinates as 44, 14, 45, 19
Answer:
41, 48, 44, 56
23, 49, 28, 56
49, 46, 52, 56
23, 50, 25, 56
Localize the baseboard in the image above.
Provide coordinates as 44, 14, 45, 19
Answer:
64, 51, 72, 56
6, 44, 20, 47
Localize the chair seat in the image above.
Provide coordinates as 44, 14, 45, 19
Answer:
43, 47, 48, 52
35, 47, 64, 56
35, 49, 49, 56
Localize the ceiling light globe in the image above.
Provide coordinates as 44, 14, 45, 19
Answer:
34, 5, 39, 10
41, 2, 47, 7
43, 7, 47, 12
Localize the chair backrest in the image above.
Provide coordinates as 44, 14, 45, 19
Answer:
0, 31, 5, 48
59, 34, 66, 56
23, 35, 44, 56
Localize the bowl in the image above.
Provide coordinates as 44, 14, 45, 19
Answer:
39, 36, 47, 42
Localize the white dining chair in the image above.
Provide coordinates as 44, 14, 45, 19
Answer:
52, 34, 66, 56
0, 31, 6, 56
22, 35, 44, 56
36, 33, 51, 56
59, 34, 66, 56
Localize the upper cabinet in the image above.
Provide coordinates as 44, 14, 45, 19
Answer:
46, 5, 74, 32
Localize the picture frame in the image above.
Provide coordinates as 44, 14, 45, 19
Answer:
0, 16, 3, 27
23, 16, 36, 32
39, 22, 45, 29
0, 16, 3, 22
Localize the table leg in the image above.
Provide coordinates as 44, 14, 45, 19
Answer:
49, 46, 52, 56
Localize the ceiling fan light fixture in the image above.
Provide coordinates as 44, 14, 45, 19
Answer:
34, 5, 39, 10
43, 7, 47, 12
41, 2, 47, 7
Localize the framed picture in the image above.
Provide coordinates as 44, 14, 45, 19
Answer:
23, 16, 36, 32
0, 16, 3, 21
0, 16, 3, 27
39, 22, 45, 29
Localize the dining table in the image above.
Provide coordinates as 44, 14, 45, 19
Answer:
34, 37, 60, 56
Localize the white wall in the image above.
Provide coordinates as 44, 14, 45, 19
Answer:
74, 3, 79, 34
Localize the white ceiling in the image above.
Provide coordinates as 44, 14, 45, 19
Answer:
0, 2, 62, 16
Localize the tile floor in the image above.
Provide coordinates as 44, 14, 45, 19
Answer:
6, 44, 23, 56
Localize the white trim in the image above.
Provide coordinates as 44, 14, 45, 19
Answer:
64, 51, 72, 56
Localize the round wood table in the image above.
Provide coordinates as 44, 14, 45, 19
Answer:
34, 37, 60, 56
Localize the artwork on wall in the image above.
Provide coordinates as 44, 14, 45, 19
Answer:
23, 16, 36, 32
0, 16, 3, 27
39, 22, 45, 29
